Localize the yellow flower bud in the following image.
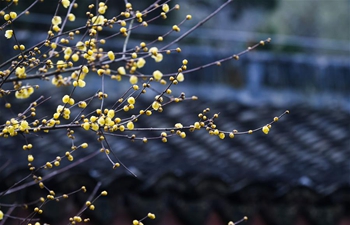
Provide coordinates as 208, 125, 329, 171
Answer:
107, 51, 115, 61
78, 79, 86, 87
127, 97, 135, 104
97, 69, 105, 76
148, 213, 156, 219
68, 98, 75, 105
71, 53, 79, 61
172, 25, 180, 32
82, 122, 90, 130
162, 4, 169, 12
61, 0, 70, 8
4, 14, 10, 21
127, 121, 134, 130
28, 155, 34, 162
81, 143, 88, 148
262, 126, 269, 134
152, 101, 160, 110
10, 12, 17, 19
117, 66, 126, 75
62, 95, 70, 103
175, 123, 183, 129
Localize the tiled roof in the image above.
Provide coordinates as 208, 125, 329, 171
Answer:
1, 84, 349, 225
1, 84, 350, 190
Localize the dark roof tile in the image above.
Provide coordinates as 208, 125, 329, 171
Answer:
1, 86, 350, 201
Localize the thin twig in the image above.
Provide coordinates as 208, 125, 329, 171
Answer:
161, 0, 233, 50
0, 150, 100, 196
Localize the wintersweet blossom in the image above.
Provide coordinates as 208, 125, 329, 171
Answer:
15, 67, 26, 78
127, 121, 134, 130
107, 51, 115, 61
152, 53, 163, 62
152, 101, 160, 110
10, 12, 17, 19
5, 30, 13, 39
51, 16, 62, 25
136, 58, 146, 68
68, 13, 75, 21
153, 70, 163, 80
117, 67, 126, 75
91, 15, 105, 25
262, 125, 270, 134
20, 120, 29, 131
127, 97, 135, 104
61, 0, 70, 8
15, 86, 34, 99
129, 75, 138, 84
162, 4, 169, 12
98, 2, 107, 14
177, 73, 184, 82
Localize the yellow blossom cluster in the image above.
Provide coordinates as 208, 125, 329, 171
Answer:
54, 105, 71, 120
81, 110, 112, 131
81, 103, 138, 132
64, 47, 73, 60
15, 86, 34, 99
71, 66, 88, 87
98, 2, 108, 14
1, 118, 30, 137
52, 75, 68, 87
73, 39, 104, 62
51, 16, 62, 32
149, 47, 163, 63
15, 66, 26, 78
3, 11, 17, 21
56, 60, 68, 69
1, 0, 192, 96
91, 15, 105, 25
62, 95, 75, 105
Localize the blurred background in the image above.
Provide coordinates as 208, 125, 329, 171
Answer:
0, 0, 349, 225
